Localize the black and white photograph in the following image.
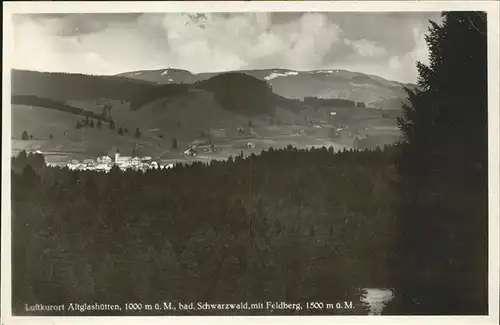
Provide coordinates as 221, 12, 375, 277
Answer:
2, 1, 499, 323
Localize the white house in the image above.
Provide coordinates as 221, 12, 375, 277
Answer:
131, 157, 141, 165
114, 152, 132, 164
100, 156, 112, 164
184, 148, 196, 156
95, 164, 111, 172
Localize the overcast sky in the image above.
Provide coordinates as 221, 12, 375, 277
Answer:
12, 12, 442, 83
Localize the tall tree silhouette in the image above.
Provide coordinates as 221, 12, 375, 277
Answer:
135, 128, 142, 139
390, 12, 488, 315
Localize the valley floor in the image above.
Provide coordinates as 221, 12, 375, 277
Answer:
12, 133, 353, 167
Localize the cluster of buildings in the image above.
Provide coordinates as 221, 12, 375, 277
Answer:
183, 144, 226, 156
66, 152, 174, 172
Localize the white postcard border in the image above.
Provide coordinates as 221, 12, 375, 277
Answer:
2, 1, 499, 325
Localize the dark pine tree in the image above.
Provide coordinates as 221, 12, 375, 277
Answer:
135, 128, 142, 139
389, 11, 488, 315
118, 127, 124, 136
21, 131, 29, 140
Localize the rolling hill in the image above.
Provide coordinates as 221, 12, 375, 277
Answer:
12, 95, 111, 121
11, 68, 404, 164
117, 68, 415, 110
12, 69, 154, 102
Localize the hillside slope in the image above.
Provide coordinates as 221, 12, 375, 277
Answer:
11, 69, 403, 163
117, 68, 414, 109
12, 69, 154, 102
12, 95, 110, 121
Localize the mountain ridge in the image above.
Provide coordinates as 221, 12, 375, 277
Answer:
11, 68, 404, 163
116, 67, 417, 88
115, 67, 414, 108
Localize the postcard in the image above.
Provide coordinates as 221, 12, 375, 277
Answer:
2, 1, 499, 324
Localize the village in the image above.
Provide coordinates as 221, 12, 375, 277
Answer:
66, 151, 175, 172
33, 140, 259, 173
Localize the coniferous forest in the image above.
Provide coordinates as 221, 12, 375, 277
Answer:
10, 12, 488, 316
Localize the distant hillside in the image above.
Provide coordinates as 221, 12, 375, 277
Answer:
196, 72, 276, 116
11, 69, 403, 162
370, 98, 406, 110
129, 83, 191, 110
12, 69, 300, 117
12, 95, 110, 121
117, 68, 215, 84
117, 67, 414, 109
14, 68, 412, 112
11, 103, 173, 160
303, 97, 360, 109
12, 69, 154, 102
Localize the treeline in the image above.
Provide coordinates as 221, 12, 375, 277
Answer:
272, 94, 307, 113
11, 150, 46, 175
74, 116, 142, 139
12, 146, 398, 315
12, 95, 110, 121
302, 97, 365, 108
76, 116, 103, 130
353, 134, 402, 150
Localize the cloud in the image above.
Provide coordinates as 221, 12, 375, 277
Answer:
386, 22, 432, 83
11, 12, 442, 83
344, 39, 387, 59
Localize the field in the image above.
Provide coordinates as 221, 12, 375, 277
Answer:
12, 89, 401, 166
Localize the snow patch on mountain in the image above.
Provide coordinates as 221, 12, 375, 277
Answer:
315, 70, 339, 74
265, 71, 299, 81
